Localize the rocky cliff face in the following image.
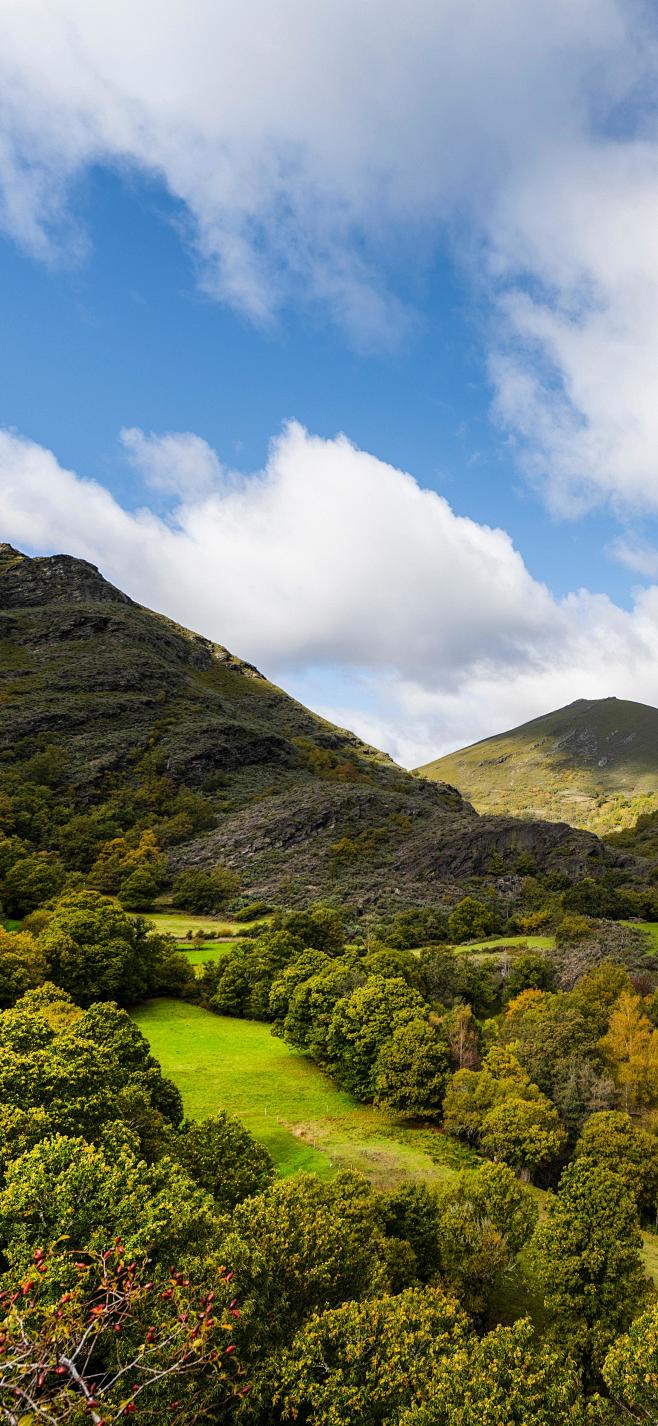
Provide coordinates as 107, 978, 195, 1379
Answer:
0, 546, 628, 907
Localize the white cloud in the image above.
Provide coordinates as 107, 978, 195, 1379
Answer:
3, 0, 658, 447
3, 420, 658, 764
120, 427, 222, 499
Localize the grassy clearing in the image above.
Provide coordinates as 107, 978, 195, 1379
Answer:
2, 920, 20, 932
142, 911, 245, 939
622, 920, 658, 955
132, 999, 476, 1188
181, 944, 233, 968
456, 933, 555, 954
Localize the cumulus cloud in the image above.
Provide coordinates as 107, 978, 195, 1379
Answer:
3, 420, 658, 764
3, 0, 658, 502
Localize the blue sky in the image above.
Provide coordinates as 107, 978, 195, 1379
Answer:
3, 1, 658, 763
0, 166, 637, 604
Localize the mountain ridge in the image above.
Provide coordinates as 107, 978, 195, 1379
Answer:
0, 549, 626, 907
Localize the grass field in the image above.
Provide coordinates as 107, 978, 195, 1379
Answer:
458, 933, 555, 954
132, 999, 476, 1188
181, 944, 233, 968
143, 911, 244, 939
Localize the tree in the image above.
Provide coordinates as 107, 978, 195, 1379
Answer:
117, 864, 159, 910
374, 1017, 450, 1118
326, 976, 425, 1099
436, 1162, 538, 1317
0, 1241, 243, 1424
272, 1286, 472, 1426
502, 992, 598, 1099
277, 905, 346, 954
171, 866, 240, 913
398, 1318, 584, 1426
448, 897, 493, 944
601, 1299, 658, 1423
35, 890, 192, 1005
268, 950, 329, 1032
442, 1048, 539, 1144
382, 1182, 443, 1281
574, 1110, 658, 1220
174, 1112, 274, 1210
551, 1059, 617, 1142
442, 1002, 479, 1069
0, 987, 183, 1152
599, 989, 658, 1110
0, 1134, 220, 1274
480, 1094, 567, 1181
0, 927, 47, 1006
282, 958, 365, 1057
505, 952, 556, 999
530, 1159, 648, 1369
1, 852, 66, 918
224, 1172, 392, 1351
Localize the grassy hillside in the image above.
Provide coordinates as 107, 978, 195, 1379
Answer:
0, 547, 626, 907
417, 696, 658, 834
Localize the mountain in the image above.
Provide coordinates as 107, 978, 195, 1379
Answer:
416, 697, 658, 834
0, 547, 625, 907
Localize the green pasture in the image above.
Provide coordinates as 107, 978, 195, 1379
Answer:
456, 933, 555, 954
180, 944, 233, 968
143, 910, 243, 939
132, 999, 475, 1188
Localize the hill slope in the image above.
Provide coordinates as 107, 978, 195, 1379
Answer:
417, 697, 658, 833
0, 547, 622, 906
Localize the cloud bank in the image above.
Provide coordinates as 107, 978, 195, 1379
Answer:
2, 1, 658, 511
2, 421, 658, 765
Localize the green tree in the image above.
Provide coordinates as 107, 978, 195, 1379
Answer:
574, 1110, 658, 1220
174, 1111, 274, 1210
480, 1094, 567, 1181
273, 1286, 472, 1425
374, 1016, 450, 1118
0, 1134, 220, 1275
223, 1172, 392, 1351
1, 852, 66, 917
269, 949, 329, 1032
399, 1318, 585, 1426
118, 864, 160, 910
0, 927, 47, 1007
171, 865, 240, 913
601, 1299, 658, 1423
448, 896, 494, 944
505, 951, 556, 999
443, 1047, 539, 1144
36, 890, 192, 1005
283, 957, 365, 1058
530, 1159, 648, 1369
437, 1162, 538, 1316
382, 1182, 443, 1281
326, 975, 425, 1099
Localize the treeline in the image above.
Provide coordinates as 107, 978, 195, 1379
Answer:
2, 981, 658, 1422
194, 905, 658, 1188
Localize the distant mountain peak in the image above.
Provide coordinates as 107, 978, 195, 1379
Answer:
417, 696, 658, 834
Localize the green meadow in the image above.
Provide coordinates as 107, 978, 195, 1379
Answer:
132, 998, 476, 1188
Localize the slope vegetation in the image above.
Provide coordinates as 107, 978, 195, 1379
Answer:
417, 697, 658, 833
